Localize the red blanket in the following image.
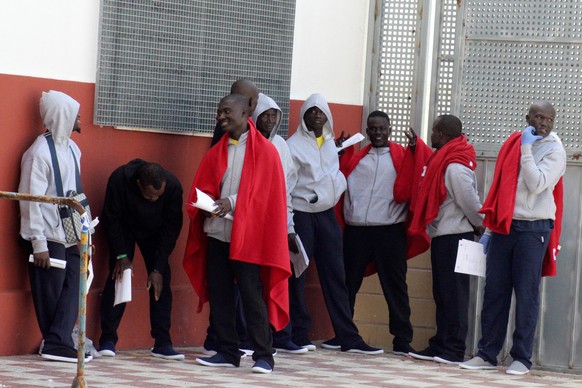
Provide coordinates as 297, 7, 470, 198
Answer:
408, 135, 477, 257
183, 119, 291, 330
336, 142, 404, 228
336, 140, 431, 275
479, 132, 563, 277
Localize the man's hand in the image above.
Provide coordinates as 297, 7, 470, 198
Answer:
521, 126, 542, 145
405, 127, 417, 150
33, 251, 51, 269
112, 257, 132, 281
147, 270, 163, 301
288, 233, 299, 254
479, 234, 491, 254
212, 198, 232, 218
335, 130, 351, 148
473, 225, 485, 237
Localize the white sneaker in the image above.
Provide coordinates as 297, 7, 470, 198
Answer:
506, 360, 530, 375
459, 356, 497, 370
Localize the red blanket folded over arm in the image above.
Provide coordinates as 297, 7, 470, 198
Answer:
408, 135, 477, 258
479, 132, 563, 277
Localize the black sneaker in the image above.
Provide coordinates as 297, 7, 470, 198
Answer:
295, 340, 316, 351
409, 347, 438, 361
343, 341, 384, 355
433, 354, 463, 365
98, 341, 116, 357
392, 344, 415, 356
41, 348, 92, 363
321, 337, 341, 350
195, 353, 237, 368
151, 345, 185, 361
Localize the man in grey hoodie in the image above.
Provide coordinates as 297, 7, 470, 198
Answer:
19, 90, 90, 363
252, 93, 306, 354
286, 93, 382, 354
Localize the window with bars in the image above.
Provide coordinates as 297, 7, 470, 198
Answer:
95, 0, 295, 136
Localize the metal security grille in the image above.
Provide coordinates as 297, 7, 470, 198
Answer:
458, 1, 582, 151
435, 0, 458, 117
376, 1, 417, 144
376, 0, 458, 143
95, 0, 295, 136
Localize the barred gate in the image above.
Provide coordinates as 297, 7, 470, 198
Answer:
372, 0, 582, 372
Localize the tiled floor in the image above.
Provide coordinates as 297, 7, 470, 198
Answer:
1, 345, 582, 388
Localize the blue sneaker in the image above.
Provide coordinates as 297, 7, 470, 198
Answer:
274, 340, 308, 354
251, 358, 273, 374
98, 341, 116, 357
196, 353, 237, 368
151, 345, 185, 361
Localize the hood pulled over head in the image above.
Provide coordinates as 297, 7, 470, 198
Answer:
39, 90, 80, 144
252, 93, 282, 139
298, 93, 334, 138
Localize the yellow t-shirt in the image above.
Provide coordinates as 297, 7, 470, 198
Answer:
316, 135, 324, 149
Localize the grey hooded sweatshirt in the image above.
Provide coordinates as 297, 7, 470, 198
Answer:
19, 90, 81, 253
252, 93, 296, 232
287, 93, 346, 213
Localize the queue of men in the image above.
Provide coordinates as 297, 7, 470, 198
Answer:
18, 85, 565, 376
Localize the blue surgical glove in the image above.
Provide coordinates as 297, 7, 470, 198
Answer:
521, 126, 543, 145
479, 234, 491, 254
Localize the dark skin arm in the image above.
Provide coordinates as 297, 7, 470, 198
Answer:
111, 257, 133, 281
212, 198, 232, 218
335, 130, 351, 148
288, 232, 299, 254
147, 271, 163, 301
405, 127, 417, 151
33, 251, 51, 269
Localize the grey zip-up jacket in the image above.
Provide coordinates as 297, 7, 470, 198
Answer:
19, 91, 82, 253
287, 93, 346, 213
514, 132, 566, 221
252, 93, 296, 232
203, 131, 247, 242
427, 163, 483, 238
344, 146, 407, 226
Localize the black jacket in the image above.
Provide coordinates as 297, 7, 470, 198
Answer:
102, 159, 183, 272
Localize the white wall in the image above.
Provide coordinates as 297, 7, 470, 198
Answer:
0, 0, 370, 106
0, 0, 100, 83
291, 0, 370, 105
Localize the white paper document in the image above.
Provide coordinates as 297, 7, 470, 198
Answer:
290, 235, 310, 277
337, 133, 365, 152
190, 188, 234, 220
114, 268, 132, 306
454, 239, 486, 277
28, 254, 66, 269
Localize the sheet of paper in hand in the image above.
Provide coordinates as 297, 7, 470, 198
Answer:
454, 238, 486, 277
337, 133, 365, 152
190, 188, 234, 220
290, 234, 310, 277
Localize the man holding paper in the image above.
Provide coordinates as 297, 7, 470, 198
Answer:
408, 115, 484, 365
328, 111, 417, 356
19, 90, 89, 363
184, 94, 291, 374
98, 160, 184, 360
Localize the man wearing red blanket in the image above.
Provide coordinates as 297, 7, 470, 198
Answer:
183, 94, 291, 374
461, 101, 566, 375
408, 115, 484, 365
